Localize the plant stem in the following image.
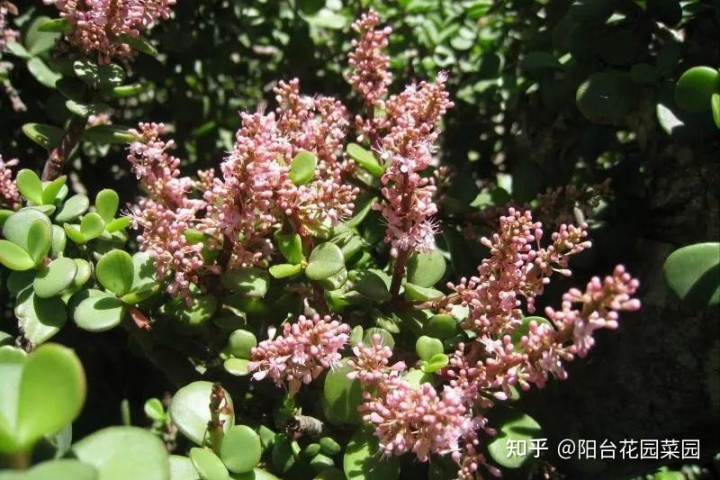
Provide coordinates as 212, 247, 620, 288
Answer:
6, 450, 30, 470
42, 115, 86, 181
389, 248, 409, 300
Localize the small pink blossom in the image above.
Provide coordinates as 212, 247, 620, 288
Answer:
44, 0, 175, 63
347, 9, 392, 109
0, 155, 19, 209
249, 315, 350, 395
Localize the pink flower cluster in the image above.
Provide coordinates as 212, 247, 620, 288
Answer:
249, 315, 350, 395
127, 123, 215, 303
0, 155, 19, 209
375, 74, 454, 257
347, 9, 392, 136
44, 0, 175, 63
347, 335, 497, 479
0, 1, 17, 53
448, 208, 592, 336
201, 79, 357, 268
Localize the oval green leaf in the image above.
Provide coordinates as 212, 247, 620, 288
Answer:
306, 243, 345, 281
96, 250, 134, 295
663, 242, 720, 307
220, 425, 262, 474
169, 381, 234, 446
33, 257, 77, 298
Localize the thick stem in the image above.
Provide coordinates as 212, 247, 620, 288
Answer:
389, 248, 409, 300
207, 383, 230, 454
6, 450, 30, 470
42, 116, 86, 181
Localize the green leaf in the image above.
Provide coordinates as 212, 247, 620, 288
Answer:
712, 93, 720, 129
169, 381, 234, 446
27, 219, 52, 266
55, 194, 90, 223
4, 41, 31, 59
306, 243, 345, 281
343, 429, 400, 480
221, 268, 269, 298
72, 290, 126, 332
15, 291, 67, 345
0, 459, 98, 480
169, 455, 200, 480
421, 353, 449, 373
83, 125, 136, 144
223, 358, 250, 377
269, 263, 303, 279
66, 100, 110, 118
106, 216, 132, 233
96, 250, 134, 295
27, 57, 62, 89
415, 336, 444, 361
224, 330, 257, 359
422, 314, 458, 339
80, 212, 105, 241
25, 17, 61, 56
346, 143, 384, 177
72, 258, 92, 289
576, 71, 637, 125
220, 426, 262, 474
275, 232, 304, 264
16, 170, 44, 205
120, 282, 161, 305
519, 52, 561, 72
487, 412, 543, 468
403, 283, 444, 301
33, 258, 77, 298
144, 398, 165, 422
72, 427, 169, 480
289, 151, 318, 186
117, 34, 158, 56
95, 189, 120, 222
63, 224, 85, 245
0, 240, 35, 271
37, 18, 72, 33
663, 242, 720, 307
353, 271, 391, 302
110, 82, 151, 98
675, 66, 720, 113
41, 176, 67, 205
0, 344, 85, 454
407, 249, 446, 287
191, 447, 230, 480
322, 360, 363, 426
3, 209, 52, 255
22, 124, 64, 151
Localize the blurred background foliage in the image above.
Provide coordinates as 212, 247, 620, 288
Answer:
1, 0, 718, 478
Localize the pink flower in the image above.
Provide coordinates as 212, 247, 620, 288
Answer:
127, 123, 213, 303
0, 155, 19, 209
202, 80, 357, 268
249, 315, 350, 395
375, 73, 453, 258
347, 9, 392, 109
448, 208, 593, 336
44, 0, 175, 63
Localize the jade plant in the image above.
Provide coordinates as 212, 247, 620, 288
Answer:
0, 3, 652, 480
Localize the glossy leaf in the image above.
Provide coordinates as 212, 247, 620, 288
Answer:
55, 194, 90, 223
95, 189, 120, 222
322, 360, 363, 426
289, 151, 318, 186
675, 66, 720, 113
343, 429, 399, 480
22, 124, 64, 150
487, 413, 543, 468
220, 425, 262, 473
16, 170, 44, 205
169, 381, 234, 446
96, 250, 134, 295
72, 427, 169, 480
663, 242, 720, 307
83, 125, 136, 144
269, 263, 303, 279
191, 447, 230, 480
14, 291, 67, 345
407, 249, 446, 287
275, 232, 303, 264
33, 257, 77, 298
0, 344, 85, 454
221, 268, 269, 298
224, 330, 257, 359
306, 243, 345, 281
27, 57, 61, 89
72, 290, 126, 332
346, 143, 384, 177
41, 176, 67, 205
0, 240, 35, 271
80, 212, 105, 240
